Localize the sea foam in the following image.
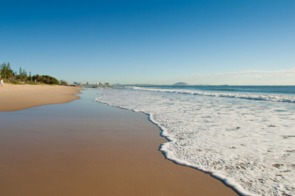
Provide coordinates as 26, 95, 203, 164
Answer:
130, 86, 295, 103
95, 87, 295, 196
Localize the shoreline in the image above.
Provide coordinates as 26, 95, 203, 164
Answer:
95, 86, 295, 196
97, 101, 242, 196
149, 112, 245, 196
0, 84, 81, 112
100, 101, 241, 195
0, 89, 237, 195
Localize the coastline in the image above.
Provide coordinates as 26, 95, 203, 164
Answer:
0, 84, 81, 112
95, 86, 295, 195
0, 89, 237, 195
96, 100, 243, 195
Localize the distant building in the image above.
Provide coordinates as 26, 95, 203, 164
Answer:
91, 82, 112, 88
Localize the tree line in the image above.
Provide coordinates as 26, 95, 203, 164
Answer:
0, 62, 61, 85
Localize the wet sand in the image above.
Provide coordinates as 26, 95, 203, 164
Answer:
0, 89, 237, 196
0, 84, 80, 111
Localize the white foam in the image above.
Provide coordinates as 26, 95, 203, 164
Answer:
130, 86, 295, 103
95, 87, 295, 196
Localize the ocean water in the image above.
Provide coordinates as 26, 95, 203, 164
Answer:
94, 85, 295, 196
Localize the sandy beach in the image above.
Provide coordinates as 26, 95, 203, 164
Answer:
0, 84, 80, 112
0, 87, 237, 196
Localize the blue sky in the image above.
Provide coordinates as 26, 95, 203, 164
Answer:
1, 0, 295, 84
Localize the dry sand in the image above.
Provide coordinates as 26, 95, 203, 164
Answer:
0, 88, 237, 196
0, 84, 80, 112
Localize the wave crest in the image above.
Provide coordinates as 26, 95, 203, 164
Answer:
130, 86, 295, 103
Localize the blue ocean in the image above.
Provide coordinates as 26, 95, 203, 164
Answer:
134, 84, 295, 95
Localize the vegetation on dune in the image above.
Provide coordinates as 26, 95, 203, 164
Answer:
31, 74, 60, 85
0, 62, 62, 85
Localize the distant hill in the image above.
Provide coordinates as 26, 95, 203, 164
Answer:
173, 82, 188, 86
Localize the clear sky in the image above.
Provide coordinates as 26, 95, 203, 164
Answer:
1, 0, 295, 85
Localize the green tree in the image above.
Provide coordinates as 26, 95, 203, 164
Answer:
32, 75, 60, 85
60, 80, 68, 85
1, 62, 62, 85
17, 67, 28, 81
0, 62, 14, 80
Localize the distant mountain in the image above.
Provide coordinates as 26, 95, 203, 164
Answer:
173, 82, 188, 86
